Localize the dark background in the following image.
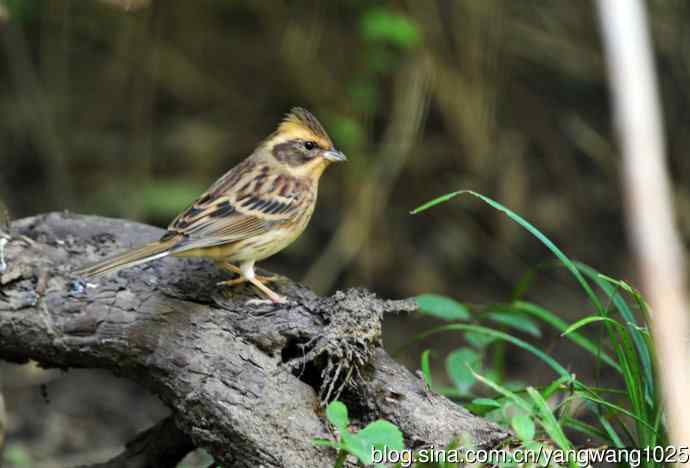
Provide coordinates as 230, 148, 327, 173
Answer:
1, 1, 689, 466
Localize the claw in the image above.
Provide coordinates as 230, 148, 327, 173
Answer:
217, 260, 287, 303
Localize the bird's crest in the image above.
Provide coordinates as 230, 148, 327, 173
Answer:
276, 107, 333, 148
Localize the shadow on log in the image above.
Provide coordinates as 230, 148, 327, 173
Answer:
0, 213, 510, 467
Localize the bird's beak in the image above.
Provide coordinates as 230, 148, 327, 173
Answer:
322, 149, 347, 162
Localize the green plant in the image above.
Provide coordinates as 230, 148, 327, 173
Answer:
410, 191, 665, 467
314, 400, 405, 467
3, 444, 33, 467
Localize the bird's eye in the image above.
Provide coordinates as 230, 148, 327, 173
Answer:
304, 141, 316, 151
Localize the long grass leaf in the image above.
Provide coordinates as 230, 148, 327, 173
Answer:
512, 301, 620, 372
403, 324, 570, 377
527, 387, 572, 450
471, 369, 533, 413
412, 191, 605, 313
562, 316, 623, 336
575, 262, 654, 398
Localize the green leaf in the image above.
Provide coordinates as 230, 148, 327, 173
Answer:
358, 420, 405, 452
341, 431, 371, 464
341, 420, 404, 464
360, 8, 421, 48
467, 398, 502, 416
446, 348, 481, 395
511, 414, 535, 441
486, 310, 541, 337
471, 398, 502, 409
464, 331, 497, 349
416, 294, 470, 321
420, 349, 433, 388
3, 0, 37, 23
3, 444, 32, 467
326, 401, 349, 430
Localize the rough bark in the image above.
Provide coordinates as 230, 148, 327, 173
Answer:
0, 213, 510, 467
76, 416, 194, 468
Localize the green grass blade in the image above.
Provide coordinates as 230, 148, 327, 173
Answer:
403, 324, 571, 378
526, 387, 572, 450
420, 349, 433, 389
541, 375, 574, 400
594, 412, 626, 448
410, 190, 463, 214
575, 262, 654, 397
412, 191, 605, 314
562, 316, 623, 336
512, 301, 620, 372
563, 417, 609, 441
577, 392, 655, 432
471, 369, 533, 413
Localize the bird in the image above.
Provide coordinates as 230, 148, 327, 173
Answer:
75, 107, 346, 304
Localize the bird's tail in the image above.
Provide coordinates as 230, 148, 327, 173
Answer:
74, 239, 176, 278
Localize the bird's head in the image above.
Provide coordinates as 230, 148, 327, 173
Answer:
262, 107, 346, 178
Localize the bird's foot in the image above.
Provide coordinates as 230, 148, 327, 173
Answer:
217, 274, 287, 304
216, 277, 247, 287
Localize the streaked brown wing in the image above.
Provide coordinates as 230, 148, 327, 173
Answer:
163, 164, 305, 253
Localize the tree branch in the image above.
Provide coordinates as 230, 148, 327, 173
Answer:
0, 213, 509, 467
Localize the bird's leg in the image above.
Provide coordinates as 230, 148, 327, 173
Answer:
218, 260, 277, 283
217, 276, 247, 287
218, 260, 287, 304
218, 261, 241, 275
246, 278, 287, 304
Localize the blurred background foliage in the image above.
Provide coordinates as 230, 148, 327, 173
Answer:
1, 0, 689, 466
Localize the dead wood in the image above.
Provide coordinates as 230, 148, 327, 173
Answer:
0, 212, 510, 467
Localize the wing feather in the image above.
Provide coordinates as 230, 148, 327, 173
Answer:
162, 161, 308, 254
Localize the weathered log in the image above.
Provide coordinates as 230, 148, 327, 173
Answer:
0, 212, 510, 467
75, 416, 194, 468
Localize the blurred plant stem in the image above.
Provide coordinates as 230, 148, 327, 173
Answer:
410, 0, 503, 176
304, 54, 430, 292
597, 0, 690, 457
0, 199, 8, 233
99, 0, 150, 11
2, 13, 73, 209
126, 3, 158, 220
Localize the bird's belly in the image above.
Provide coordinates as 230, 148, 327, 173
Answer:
230, 228, 303, 262
184, 221, 309, 263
